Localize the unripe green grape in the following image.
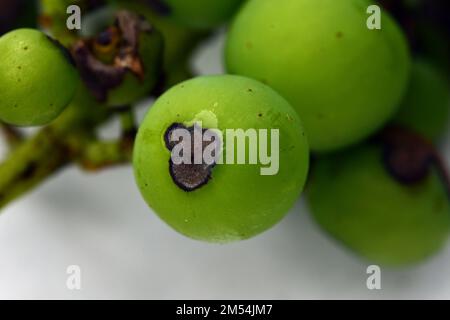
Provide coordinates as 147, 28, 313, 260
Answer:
159, 0, 244, 29
40, 0, 105, 46
71, 11, 163, 107
307, 145, 450, 266
0, 29, 79, 126
394, 60, 450, 141
226, 0, 411, 152
40, 0, 83, 45
134, 75, 309, 243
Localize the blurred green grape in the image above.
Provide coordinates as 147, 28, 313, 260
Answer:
394, 60, 450, 141
307, 144, 450, 266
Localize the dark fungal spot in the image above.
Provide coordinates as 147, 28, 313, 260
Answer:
164, 122, 185, 150
336, 31, 343, 38
164, 123, 220, 192
169, 162, 213, 192
258, 113, 263, 117
382, 139, 432, 184
70, 10, 158, 102
380, 126, 450, 197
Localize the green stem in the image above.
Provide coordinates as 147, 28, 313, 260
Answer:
76, 139, 133, 171
0, 5, 210, 211
0, 128, 70, 208
0, 89, 109, 210
119, 108, 137, 139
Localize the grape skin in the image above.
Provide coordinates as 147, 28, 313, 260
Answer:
164, 0, 244, 29
394, 60, 450, 141
133, 75, 309, 243
0, 29, 79, 126
307, 145, 450, 266
226, 0, 411, 152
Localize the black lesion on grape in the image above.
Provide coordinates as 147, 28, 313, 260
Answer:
70, 10, 156, 102
379, 126, 450, 198
164, 123, 220, 192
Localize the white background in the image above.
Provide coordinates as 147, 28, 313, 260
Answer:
0, 32, 449, 300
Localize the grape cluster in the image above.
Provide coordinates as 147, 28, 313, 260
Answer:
0, 0, 449, 266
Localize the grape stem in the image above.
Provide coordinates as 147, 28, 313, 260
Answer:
0, 86, 191, 212
0, 5, 210, 211
0, 96, 109, 209
76, 139, 134, 171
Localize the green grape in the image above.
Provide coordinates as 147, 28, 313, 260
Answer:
226, 0, 411, 152
0, 29, 79, 126
134, 75, 309, 243
159, 0, 244, 29
40, 0, 83, 45
307, 145, 450, 266
71, 11, 163, 107
40, 0, 105, 46
394, 60, 450, 141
